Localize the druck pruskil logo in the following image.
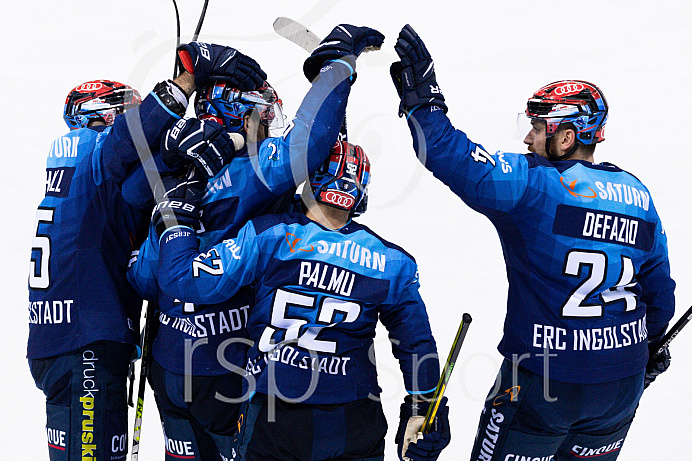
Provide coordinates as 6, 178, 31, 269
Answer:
560, 177, 597, 199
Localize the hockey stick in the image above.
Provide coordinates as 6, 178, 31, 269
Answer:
649, 304, 692, 362
171, 0, 181, 78
172, 0, 209, 78
130, 3, 211, 457
421, 313, 472, 433
130, 299, 157, 461
192, 0, 210, 42
273, 17, 348, 141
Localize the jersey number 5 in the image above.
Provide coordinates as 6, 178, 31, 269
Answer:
561, 249, 637, 318
29, 207, 55, 289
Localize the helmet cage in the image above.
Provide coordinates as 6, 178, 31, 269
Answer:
526, 80, 608, 146
310, 141, 370, 216
63, 80, 141, 130
195, 82, 285, 135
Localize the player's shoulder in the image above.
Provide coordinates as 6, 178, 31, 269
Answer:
344, 220, 417, 264
249, 211, 306, 234
596, 161, 648, 186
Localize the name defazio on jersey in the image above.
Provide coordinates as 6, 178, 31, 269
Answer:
407, 107, 675, 384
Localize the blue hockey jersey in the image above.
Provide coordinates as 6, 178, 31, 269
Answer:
406, 106, 675, 384
157, 212, 440, 404
127, 61, 354, 376
27, 93, 180, 359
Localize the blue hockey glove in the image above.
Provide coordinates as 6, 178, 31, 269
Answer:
395, 395, 451, 461
152, 166, 206, 237
645, 334, 671, 388
391, 24, 447, 117
162, 117, 244, 178
177, 42, 267, 90
303, 24, 384, 82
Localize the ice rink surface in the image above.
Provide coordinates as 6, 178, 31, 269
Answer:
2, 0, 690, 459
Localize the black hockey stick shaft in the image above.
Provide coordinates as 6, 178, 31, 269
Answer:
650, 304, 692, 361
422, 313, 472, 434
172, 0, 209, 78
272, 17, 348, 141
192, 0, 210, 42
130, 299, 157, 461
171, 0, 181, 78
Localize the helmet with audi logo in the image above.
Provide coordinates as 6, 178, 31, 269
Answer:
195, 81, 285, 136
63, 80, 141, 130
526, 80, 608, 144
309, 141, 370, 216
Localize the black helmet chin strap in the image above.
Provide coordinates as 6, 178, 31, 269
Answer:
544, 133, 581, 161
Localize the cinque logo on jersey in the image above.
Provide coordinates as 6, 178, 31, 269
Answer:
46, 427, 66, 451
571, 439, 624, 457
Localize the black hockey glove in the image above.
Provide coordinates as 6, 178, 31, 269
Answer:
303, 24, 384, 82
391, 24, 447, 117
152, 166, 206, 237
153, 80, 189, 118
162, 117, 244, 178
177, 42, 267, 90
645, 334, 671, 388
395, 395, 451, 461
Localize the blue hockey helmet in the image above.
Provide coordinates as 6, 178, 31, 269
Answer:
195, 81, 285, 136
63, 80, 141, 130
309, 141, 370, 216
526, 80, 608, 146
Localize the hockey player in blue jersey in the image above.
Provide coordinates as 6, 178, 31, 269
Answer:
150, 139, 451, 461
28, 44, 266, 461
127, 25, 387, 461
389, 25, 676, 461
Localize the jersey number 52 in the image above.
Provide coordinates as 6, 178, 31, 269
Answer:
258, 288, 361, 354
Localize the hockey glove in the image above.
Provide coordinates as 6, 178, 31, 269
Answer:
303, 24, 384, 82
177, 42, 267, 90
152, 166, 206, 237
162, 117, 245, 178
153, 80, 189, 118
390, 24, 447, 117
395, 395, 451, 461
645, 333, 671, 388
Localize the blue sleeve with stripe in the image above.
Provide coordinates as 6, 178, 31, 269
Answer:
640, 218, 675, 338
247, 59, 354, 195
100, 91, 180, 185
158, 222, 262, 305
407, 106, 529, 217
126, 223, 160, 299
379, 269, 440, 394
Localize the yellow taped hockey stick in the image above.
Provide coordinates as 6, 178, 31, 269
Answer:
422, 313, 472, 433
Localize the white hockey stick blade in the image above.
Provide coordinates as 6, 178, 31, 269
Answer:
273, 17, 321, 53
